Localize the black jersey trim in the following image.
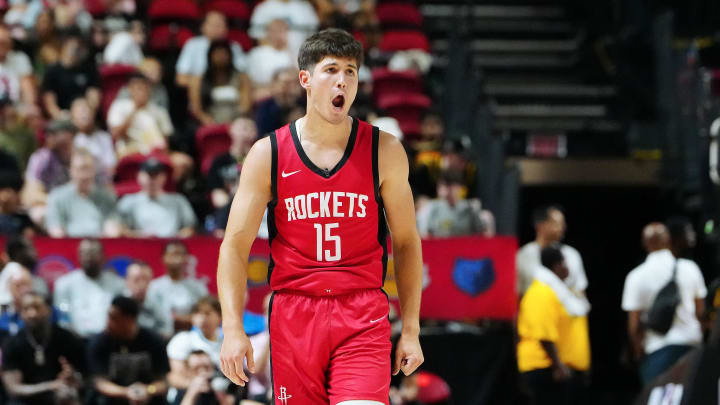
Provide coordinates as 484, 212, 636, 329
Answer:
267, 292, 275, 404
373, 126, 389, 282
289, 117, 359, 179
267, 131, 278, 285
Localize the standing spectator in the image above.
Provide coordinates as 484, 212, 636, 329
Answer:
517, 244, 591, 405
145, 241, 207, 337
107, 72, 172, 157
21, 119, 74, 224
41, 33, 101, 120
0, 236, 48, 307
172, 350, 235, 405
188, 40, 252, 125
254, 67, 302, 136
87, 296, 169, 405
1, 291, 85, 405
45, 148, 120, 238
516, 205, 588, 297
71, 98, 116, 185
415, 170, 488, 238
175, 11, 247, 88
167, 296, 223, 392
247, 19, 295, 98
124, 261, 168, 335
207, 116, 257, 210
0, 267, 68, 336
117, 158, 197, 238
622, 222, 707, 384
0, 171, 35, 238
102, 19, 145, 67
0, 25, 37, 108
248, 0, 319, 57
0, 99, 36, 172
53, 239, 125, 337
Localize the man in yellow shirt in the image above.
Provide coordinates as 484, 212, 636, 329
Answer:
517, 244, 591, 405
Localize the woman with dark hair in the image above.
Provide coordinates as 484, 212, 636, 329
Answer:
188, 40, 252, 125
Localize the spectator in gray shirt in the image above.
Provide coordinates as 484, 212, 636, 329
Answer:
45, 148, 121, 238
117, 158, 197, 238
124, 260, 169, 337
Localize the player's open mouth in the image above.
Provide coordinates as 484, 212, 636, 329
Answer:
332, 95, 345, 110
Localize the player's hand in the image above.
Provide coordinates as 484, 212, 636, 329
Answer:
393, 332, 424, 376
220, 329, 255, 387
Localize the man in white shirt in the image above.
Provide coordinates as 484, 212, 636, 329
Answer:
516, 205, 588, 296
144, 241, 207, 337
622, 222, 707, 384
175, 11, 247, 87
53, 239, 125, 337
0, 24, 36, 108
247, 19, 295, 96
249, 0, 319, 57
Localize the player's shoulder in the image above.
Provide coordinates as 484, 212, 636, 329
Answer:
376, 129, 406, 158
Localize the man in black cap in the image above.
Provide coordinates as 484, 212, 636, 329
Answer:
117, 157, 197, 237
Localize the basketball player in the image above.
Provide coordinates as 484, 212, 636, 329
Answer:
217, 28, 424, 405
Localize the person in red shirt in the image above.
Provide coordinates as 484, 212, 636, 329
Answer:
217, 28, 424, 405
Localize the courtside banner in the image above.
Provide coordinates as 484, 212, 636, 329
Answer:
4, 236, 517, 320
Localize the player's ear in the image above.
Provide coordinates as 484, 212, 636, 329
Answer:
299, 69, 311, 90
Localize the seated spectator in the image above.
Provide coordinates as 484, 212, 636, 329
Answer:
175, 11, 247, 88
1, 291, 85, 405
45, 148, 120, 238
145, 241, 207, 337
0, 101, 36, 172
249, 0, 319, 57
102, 19, 145, 67
116, 57, 169, 110
189, 40, 252, 125
0, 236, 48, 306
22, 119, 74, 224
25, 10, 62, 77
88, 296, 169, 405
0, 171, 36, 238
411, 138, 476, 200
255, 67, 303, 136
0, 24, 37, 108
167, 296, 222, 391
124, 260, 169, 335
41, 33, 101, 120
71, 98, 116, 184
0, 266, 68, 336
313, 0, 376, 21
172, 350, 235, 405
412, 110, 445, 155
108, 72, 172, 157
53, 239, 125, 337
517, 244, 591, 405
416, 170, 489, 238
247, 19, 295, 99
117, 159, 197, 238
207, 116, 257, 210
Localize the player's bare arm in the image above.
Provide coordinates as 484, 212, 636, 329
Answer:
378, 130, 424, 376
217, 136, 272, 386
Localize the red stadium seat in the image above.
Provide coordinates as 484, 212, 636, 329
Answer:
377, 92, 430, 137
228, 29, 254, 52
416, 371, 451, 403
379, 30, 430, 52
148, 24, 195, 52
114, 153, 175, 197
99, 64, 137, 120
376, 3, 423, 29
204, 0, 250, 22
196, 124, 231, 175
371, 67, 423, 104
83, 0, 106, 17
147, 0, 201, 21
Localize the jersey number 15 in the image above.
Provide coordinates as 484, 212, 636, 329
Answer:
314, 223, 341, 262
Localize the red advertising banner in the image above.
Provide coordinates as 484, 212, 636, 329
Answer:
5, 236, 517, 320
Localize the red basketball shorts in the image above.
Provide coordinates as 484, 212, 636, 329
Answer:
268, 288, 392, 405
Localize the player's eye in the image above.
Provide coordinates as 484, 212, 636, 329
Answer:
346, 69, 355, 76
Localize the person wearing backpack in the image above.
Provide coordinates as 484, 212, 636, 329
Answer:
622, 222, 707, 384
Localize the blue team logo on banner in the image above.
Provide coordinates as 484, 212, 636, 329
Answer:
452, 258, 495, 297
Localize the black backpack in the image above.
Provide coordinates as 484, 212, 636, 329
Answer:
645, 260, 681, 335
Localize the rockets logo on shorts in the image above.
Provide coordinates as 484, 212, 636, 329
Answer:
267, 118, 389, 295
277, 386, 292, 404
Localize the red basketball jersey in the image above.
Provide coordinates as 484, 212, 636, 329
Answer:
267, 118, 388, 295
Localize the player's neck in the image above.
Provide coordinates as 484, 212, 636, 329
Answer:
299, 112, 351, 144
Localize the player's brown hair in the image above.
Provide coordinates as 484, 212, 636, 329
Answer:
297, 28, 363, 72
